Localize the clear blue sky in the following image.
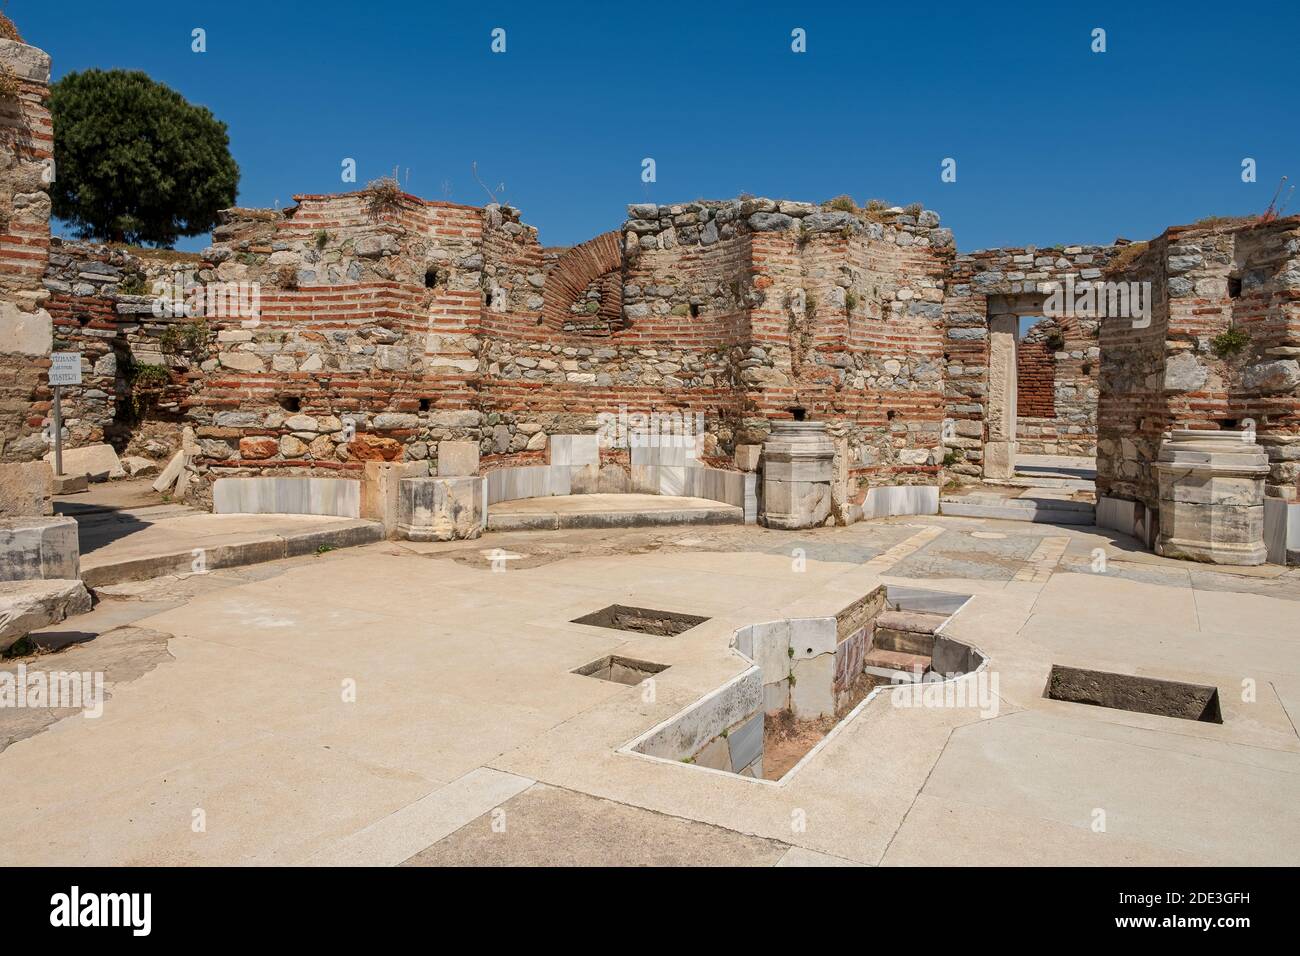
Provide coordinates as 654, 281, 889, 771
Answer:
15, 0, 1299, 252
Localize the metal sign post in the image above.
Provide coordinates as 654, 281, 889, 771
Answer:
48, 352, 82, 477
52, 383, 63, 476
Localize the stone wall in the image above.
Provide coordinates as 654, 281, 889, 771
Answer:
736, 200, 952, 516
21, 147, 1297, 554
1015, 315, 1099, 456
93, 191, 954, 514
943, 243, 1114, 475
38, 239, 206, 460
0, 36, 52, 463
1096, 217, 1300, 515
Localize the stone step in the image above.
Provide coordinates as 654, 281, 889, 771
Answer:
941, 495, 1096, 525
875, 608, 948, 632
873, 609, 946, 655
79, 518, 384, 588
487, 502, 742, 532
863, 647, 931, 682
1005, 475, 1097, 491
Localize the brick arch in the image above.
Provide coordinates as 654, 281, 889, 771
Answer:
541, 231, 623, 331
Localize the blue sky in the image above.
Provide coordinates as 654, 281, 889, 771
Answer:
15, 0, 1299, 252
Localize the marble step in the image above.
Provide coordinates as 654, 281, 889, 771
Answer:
941, 494, 1096, 525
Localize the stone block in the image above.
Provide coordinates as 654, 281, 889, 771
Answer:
629, 465, 659, 495
763, 457, 833, 483
982, 440, 1016, 480
568, 463, 601, 494
1264, 498, 1300, 566
0, 461, 52, 517
631, 441, 695, 467
763, 678, 790, 715
733, 624, 754, 659
121, 456, 158, 477
398, 477, 485, 542
735, 444, 762, 471
436, 440, 480, 477
213, 477, 361, 518
152, 450, 187, 492
693, 735, 731, 771
52, 474, 88, 495
861, 485, 939, 518
789, 617, 836, 659
485, 465, 569, 504
726, 712, 764, 772
751, 619, 790, 680
658, 466, 687, 496
0, 579, 92, 654
1154, 432, 1268, 566
760, 422, 835, 529
44, 443, 125, 481
0, 301, 52, 356
632, 668, 763, 761
790, 653, 836, 719
549, 434, 599, 467
361, 460, 428, 538
0, 516, 80, 582
762, 478, 831, 530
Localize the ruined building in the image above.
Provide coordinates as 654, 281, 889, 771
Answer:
2, 32, 1298, 565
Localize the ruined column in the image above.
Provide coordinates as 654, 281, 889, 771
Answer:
983, 312, 1018, 479
760, 421, 834, 529
1154, 431, 1269, 566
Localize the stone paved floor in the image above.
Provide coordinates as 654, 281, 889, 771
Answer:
2, 514, 1297, 865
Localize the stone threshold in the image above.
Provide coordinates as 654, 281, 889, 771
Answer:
487, 497, 742, 532
80, 519, 383, 587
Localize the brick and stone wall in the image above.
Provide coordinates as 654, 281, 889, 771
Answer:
1096, 217, 1300, 515
0, 36, 52, 463
38, 240, 206, 460
15, 118, 1295, 552
1015, 315, 1099, 456
107, 191, 955, 516
943, 243, 1114, 475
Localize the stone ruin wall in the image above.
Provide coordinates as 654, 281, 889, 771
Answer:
737, 201, 952, 517
477, 202, 752, 476
1015, 312, 1100, 457
1096, 218, 1300, 514
25, 192, 954, 512
1, 20, 1294, 542
943, 243, 1116, 477
0, 36, 52, 463
39, 240, 206, 461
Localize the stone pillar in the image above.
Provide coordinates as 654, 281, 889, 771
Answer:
984, 312, 1018, 479
760, 421, 834, 529
397, 476, 485, 542
1154, 431, 1270, 566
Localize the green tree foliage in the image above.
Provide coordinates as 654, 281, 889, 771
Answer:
49, 69, 239, 246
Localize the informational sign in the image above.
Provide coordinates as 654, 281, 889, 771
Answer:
49, 351, 82, 387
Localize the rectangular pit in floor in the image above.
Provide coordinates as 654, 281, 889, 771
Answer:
571, 604, 709, 636
1045, 664, 1222, 723
573, 655, 668, 686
